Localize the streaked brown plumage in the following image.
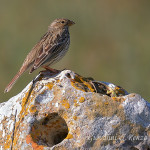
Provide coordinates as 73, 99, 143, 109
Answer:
4, 18, 75, 93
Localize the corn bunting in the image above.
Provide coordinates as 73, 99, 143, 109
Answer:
4, 18, 75, 93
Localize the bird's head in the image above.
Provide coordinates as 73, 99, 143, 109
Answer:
49, 18, 75, 30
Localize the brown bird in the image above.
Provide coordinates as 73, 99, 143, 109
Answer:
4, 18, 75, 93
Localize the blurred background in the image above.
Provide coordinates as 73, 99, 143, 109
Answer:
1, 0, 150, 102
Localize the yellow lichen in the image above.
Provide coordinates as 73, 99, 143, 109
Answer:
40, 91, 45, 95
65, 133, 73, 139
71, 81, 85, 92
74, 103, 79, 107
112, 97, 117, 101
62, 113, 68, 120
61, 99, 70, 109
56, 79, 60, 83
73, 116, 77, 120
79, 97, 85, 103
115, 86, 126, 95
75, 127, 81, 137
74, 99, 79, 107
69, 121, 74, 125
4, 135, 11, 149
13, 88, 35, 147
112, 97, 125, 102
29, 105, 37, 113
71, 74, 95, 92
46, 82, 54, 90
44, 113, 48, 117
104, 102, 109, 105
81, 81, 94, 93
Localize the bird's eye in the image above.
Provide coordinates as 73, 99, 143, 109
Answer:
61, 21, 65, 24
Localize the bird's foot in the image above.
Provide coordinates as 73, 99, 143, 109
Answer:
39, 66, 61, 77
42, 66, 60, 73
39, 66, 67, 77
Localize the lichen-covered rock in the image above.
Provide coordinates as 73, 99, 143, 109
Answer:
0, 70, 150, 150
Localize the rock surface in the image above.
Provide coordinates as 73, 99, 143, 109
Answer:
0, 70, 150, 150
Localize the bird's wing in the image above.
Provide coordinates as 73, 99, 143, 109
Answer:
29, 31, 67, 73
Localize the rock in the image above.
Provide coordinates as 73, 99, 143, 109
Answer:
0, 70, 150, 150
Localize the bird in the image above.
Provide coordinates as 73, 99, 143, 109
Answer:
4, 18, 75, 93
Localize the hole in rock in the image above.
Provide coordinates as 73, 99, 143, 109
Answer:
66, 73, 71, 78
30, 112, 68, 147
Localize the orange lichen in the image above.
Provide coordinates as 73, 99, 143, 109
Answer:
13, 87, 36, 147
74, 99, 79, 107
107, 86, 126, 97
71, 81, 85, 92
112, 97, 117, 101
71, 74, 95, 92
46, 82, 54, 90
65, 133, 73, 139
69, 121, 74, 125
73, 116, 77, 120
21, 90, 31, 106
115, 86, 126, 95
4, 135, 11, 149
112, 97, 125, 102
74, 127, 81, 137
104, 102, 109, 105
79, 76, 95, 92
74, 103, 79, 107
44, 113, 48, 117
40, 91, 45, 95
20, 89, 34, 116
79, 97, 85, 103
29, 105, 37, 113
61, 99, 70, 109
81, 81, 94, 93
26, 134, 44, 150
56, 79, 60, 83
62, 113, 68, 120
89, 95, 127, 120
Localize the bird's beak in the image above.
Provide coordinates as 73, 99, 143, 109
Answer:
68, 20, 75, 26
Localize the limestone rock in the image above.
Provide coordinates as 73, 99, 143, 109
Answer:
0, 70, 150, 150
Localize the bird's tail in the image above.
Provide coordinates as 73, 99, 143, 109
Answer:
4, 67, 27, 93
